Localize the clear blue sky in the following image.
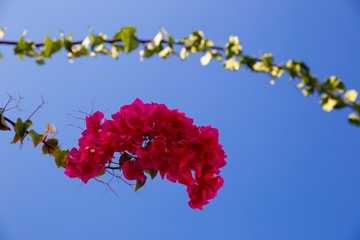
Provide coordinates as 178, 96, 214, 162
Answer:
1, 0, 360, 239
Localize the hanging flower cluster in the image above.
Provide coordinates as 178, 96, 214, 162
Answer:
65, 99, 227, 209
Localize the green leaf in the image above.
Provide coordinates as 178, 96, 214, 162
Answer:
211, 50, 223, 61
11, 118, 32, 144
43, 35, 62, 58
261, 53, 273, 68
285, 60, 301, 79
63, 39, 72, 52
322, 76, 345, 93
53, 148, 69, 168
42, 138, 59, 155
225, 36, 242, 59
0, 111, 10, 131
36, 58, 45, 65
183, 31, 214, 53
135, 176, 147, 192
145, 169, 158, 180
315, 82, 325, 93
140, 44, 156, 60
61, 32, 73, 53
240, 55, 257, 70
167, 36, 175, 48
354, 103, 360, 114
68, 39, 90, 58
183, 31, 204, 53
113, 45, 125, 52
97, 169, 106, 177
348, 113, 360, 126
333, 97, 348, 109
299, 62, 310, 74
299, 75, 318, 89
14, 34, 36, 60
319, 94, 346, 111
119, 153, 131, 169
89, 28, 105, 50
302, 88, 314, 96
114, 26, 139, 53
28, 130, 45, 147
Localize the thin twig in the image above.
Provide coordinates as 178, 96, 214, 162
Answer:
27, 96, 47, 121
66, 124, 84, 131
2, 94, 14, 111
93, 177, 121, 198
73, 109, 91, 116
105, 169, 134, 190
3, 94, 23, 112
66, 113, 86, 121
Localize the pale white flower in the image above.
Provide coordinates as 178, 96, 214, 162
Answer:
43, 123, 57, 136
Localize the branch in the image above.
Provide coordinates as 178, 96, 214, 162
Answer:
0, 26, 359, 126
3, 115, 54, 150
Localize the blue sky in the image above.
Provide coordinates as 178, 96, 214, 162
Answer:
0, 0, 360, 239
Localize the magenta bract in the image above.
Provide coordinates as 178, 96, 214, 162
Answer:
65, 99, 227, 209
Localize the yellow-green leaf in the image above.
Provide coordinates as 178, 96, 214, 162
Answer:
43, 35, 63, 58
11, 118, 32, 144
42, 138, 59, 155
323, 76, 345, 93
114, 26, 139, 53
53, 149, 69, 168
135, 177, 147, 192
0, 111, 10, 131
145, 169, 158, 180
28, 130, 45, 147
349, 113, 360, 126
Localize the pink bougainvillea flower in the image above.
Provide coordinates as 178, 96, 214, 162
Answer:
64, 98, 227, 209
85, 111, 104, 133
122, 160, 146, 182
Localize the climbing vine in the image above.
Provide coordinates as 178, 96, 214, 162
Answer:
1, 25, 359, 209
0, 26, 359, 125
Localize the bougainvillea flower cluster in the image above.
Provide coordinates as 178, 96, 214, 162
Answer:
65, 99, 227, 209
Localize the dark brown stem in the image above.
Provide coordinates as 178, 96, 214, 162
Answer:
105, 166, 119, 170
0, 38, 226, 50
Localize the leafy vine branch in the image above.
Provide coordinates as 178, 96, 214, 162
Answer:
0, 96, 67, 165
0, 97, 135, 191
0, 26, 359, 126
1, 96, 228, 209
